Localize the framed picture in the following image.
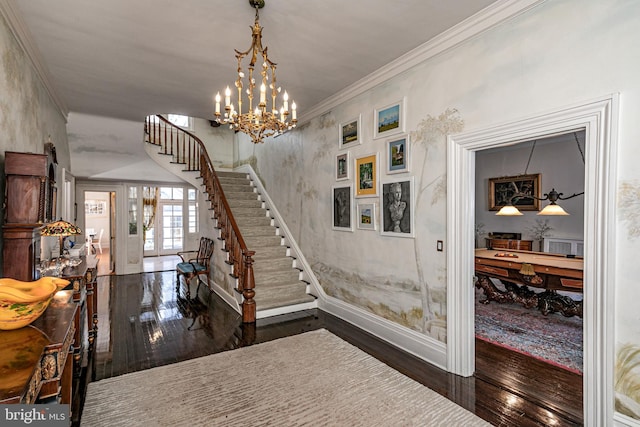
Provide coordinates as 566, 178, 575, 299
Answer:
380, 177, 415, 238
336, 152, 350, 181
339, 115, 361, 149
357, 203, 376, 230
374, 98, 405, 139
332, 185, 353, 231
386, 134, 410, 174
488, 173, 541, 211
355, 153, 378, 198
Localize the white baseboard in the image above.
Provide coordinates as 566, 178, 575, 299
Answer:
320, 296, 447, 370
208, 280, 241, 315
615, 412, 640, 427
256, 300, 318, 320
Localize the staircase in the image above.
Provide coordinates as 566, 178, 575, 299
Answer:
217, 171, 316, 312
144, 115, 317, 320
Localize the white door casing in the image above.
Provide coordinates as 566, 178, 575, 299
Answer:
447, 94, 619, 426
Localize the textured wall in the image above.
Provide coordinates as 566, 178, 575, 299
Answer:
235, 0, 640, 418
0, 11, 69, 275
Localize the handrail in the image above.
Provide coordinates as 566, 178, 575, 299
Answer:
144, 115, 256, 322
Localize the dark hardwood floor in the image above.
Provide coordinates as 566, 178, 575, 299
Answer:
76, 271, 583, 426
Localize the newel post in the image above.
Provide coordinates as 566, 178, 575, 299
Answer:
242, 251, 256, 323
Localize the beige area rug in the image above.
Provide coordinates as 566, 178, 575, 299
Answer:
82, 329, 489, 426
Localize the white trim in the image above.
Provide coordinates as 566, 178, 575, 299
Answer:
0, 0, 68, 119
614, 412, 640, 427
209, 280, 241, 315
257, 300, 318, 320
298, 0, 546, 124
321, 295, 447, 369
447, 94, 619, 426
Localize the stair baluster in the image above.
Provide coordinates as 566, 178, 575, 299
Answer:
144, 115, 257, 323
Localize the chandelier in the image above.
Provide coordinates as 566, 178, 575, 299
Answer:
214, 0, 297, 144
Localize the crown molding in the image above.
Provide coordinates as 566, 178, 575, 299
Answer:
298, 0, 546, 125
0, 0, 68, 120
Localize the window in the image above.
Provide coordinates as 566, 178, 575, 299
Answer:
149, 114, 192, 130
85, 200, 106, 215
128, 186, 138, 235
188, 189, 198, 233
160, 187, 183, 200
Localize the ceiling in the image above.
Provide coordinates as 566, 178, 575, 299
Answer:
12, 0, 499, 123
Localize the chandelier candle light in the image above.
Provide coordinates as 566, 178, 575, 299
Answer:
214, 0, 297, 144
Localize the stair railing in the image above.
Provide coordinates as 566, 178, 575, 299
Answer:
144, 115, 257, 322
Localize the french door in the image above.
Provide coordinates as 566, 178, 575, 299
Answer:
143, 186, 185, 256
159, 201, 183, 254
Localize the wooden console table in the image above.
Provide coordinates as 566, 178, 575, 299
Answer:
474, 248, 583, 317
0, 290, 76, 405
41, 255, 99, 372
485, 238, 533, 251
59, 256, 99, 368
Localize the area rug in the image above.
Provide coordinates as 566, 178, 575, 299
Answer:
82, 329, 489, 426
475, 287, 583, 374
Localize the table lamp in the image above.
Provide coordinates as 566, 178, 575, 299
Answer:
41, 218, 82, 258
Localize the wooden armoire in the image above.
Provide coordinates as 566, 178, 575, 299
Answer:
2, 143, 57, 280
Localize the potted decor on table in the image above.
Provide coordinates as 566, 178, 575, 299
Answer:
527, 219, 553, 252
475, 223, 486, 248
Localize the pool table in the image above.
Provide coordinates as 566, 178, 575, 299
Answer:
474, 248, 583, 317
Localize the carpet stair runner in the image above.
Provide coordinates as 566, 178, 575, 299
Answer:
216, 171, 316, 312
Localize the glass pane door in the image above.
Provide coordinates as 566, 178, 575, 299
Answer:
160, 203, 183, 254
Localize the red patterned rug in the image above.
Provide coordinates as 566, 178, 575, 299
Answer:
475, 287, 583, 374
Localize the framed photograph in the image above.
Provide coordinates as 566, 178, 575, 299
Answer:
332, 185, 353, 231
374, 98, 405, 139
357, 203, 376, 230
336, 152, 350, 181
488, 173, 541, 211
380, 177, 415, 238
339, 115, 361, 149
386, 134, 410, 174
355, 153, 378, 198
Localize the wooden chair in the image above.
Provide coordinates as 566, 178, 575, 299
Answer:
176, 237, 214, 300
92, 228, 104, 254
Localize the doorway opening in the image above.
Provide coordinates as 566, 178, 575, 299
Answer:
84, 190, 115, 276
474, 132, 585, 374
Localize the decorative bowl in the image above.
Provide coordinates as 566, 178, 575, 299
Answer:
0, 277, 70, 330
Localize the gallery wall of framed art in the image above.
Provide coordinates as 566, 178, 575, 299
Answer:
332, 97, 414, 238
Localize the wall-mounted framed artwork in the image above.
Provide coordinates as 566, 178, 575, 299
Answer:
380, 177, 415, 238
85, 200, 107, 216
355, 153, 378, 198
374, 98, 405, 139
386, 134, 410, 174
339, 115, 361, 149
332, 185, 353, 231
488, 173, 541, 211
336, 152, 350, 181
357, 203, 376, 231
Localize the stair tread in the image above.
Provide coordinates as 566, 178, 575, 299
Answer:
255, 292, 316, 311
